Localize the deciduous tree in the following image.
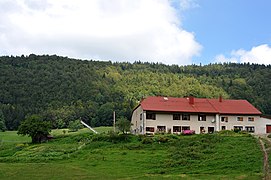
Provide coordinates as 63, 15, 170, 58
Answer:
116, 117, 132, 134
17, 115, 51, 143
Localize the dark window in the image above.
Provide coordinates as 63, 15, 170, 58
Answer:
248, 117, 254, 121
221, 117, 228, 122
245, 126, 255, 133
146, 127, 155, 132
182, 126, 190, 131
146, 112, 156, 120
182, 114, 190, 121
208, 127, 215, 133
221, 126, 226, 130
140, 113, 142, 120
173, 114, 181, 120
234, 126, 243, 131
198, 114, 206, 121
237, 117, 243, 121
173, 126, 182, 132
157, 126, 166, 132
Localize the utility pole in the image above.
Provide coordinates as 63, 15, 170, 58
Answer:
113, 111, 116, 132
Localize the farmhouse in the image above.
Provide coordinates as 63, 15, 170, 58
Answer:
131, 96, 270, 134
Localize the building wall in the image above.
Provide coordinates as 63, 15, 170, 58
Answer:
131, 105, 263, 134
218, 115, 259, 133
145, 113, 216, 134
257, 117, 271, 134
131, 106, 144, 134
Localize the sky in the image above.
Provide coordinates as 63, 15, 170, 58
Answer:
0, 0, 271, 65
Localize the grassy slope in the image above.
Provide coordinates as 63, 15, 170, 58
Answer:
0, 130, 263, 180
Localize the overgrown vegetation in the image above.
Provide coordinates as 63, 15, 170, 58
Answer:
1, 54, 271, 130
0, 130, 263, 179
17, 115, 51, 143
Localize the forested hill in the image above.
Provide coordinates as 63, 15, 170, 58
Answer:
1, 54, 271, 130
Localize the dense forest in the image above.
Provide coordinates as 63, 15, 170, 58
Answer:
1, 54, 271, 130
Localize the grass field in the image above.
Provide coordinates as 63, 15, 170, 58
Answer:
0, 129, 264, 179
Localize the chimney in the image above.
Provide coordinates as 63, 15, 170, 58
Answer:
219, 95, 223, 102
189, 96, 194, 105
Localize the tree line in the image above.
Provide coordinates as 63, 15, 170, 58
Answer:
0, 54, 270, 130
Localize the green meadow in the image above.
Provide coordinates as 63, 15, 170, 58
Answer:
0, 129, 264, 179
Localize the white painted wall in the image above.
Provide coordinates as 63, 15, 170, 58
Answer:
256, 117, 271, 134
131, 106, 144, 134
145, 112, 216, 134
218, 115, 259, 133
131, 105, 267, 134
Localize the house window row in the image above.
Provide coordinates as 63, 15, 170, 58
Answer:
146, 126, 190, 133
221, 116, 255, 122
147, 113, 255, 123
173, 114, 207, 121
173, 126, 190, 132
173, 114, 190, 121
233, 126, 255, 133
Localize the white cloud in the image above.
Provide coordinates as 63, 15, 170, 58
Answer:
214, 54, 238, 63
0, 0, 202, 65
178, 0, 199, 11
215, 44, 271, 65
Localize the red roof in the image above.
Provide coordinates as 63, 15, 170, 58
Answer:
139, 96, 261, 115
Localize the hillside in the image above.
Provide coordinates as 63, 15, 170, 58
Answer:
0, 130, 264, 179
1, 54, 271, 130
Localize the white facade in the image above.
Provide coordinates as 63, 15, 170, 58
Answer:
257, 117, 271, 134
131, 106, 263, 134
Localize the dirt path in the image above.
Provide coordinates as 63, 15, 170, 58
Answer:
257, 135, 271, 180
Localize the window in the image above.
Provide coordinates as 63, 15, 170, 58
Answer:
173, 114, 181, 120
221, 117, 228, 122
182, 126, 190, 131
146, 127, 155, 132
234, 126, 243, 131
157, 126, 166, 132
173, 126, 182, 132
221, 126, 226, 130
198, 114, 206, 121
140, 113, 142, 120
146, 112, 156, 120
182, 114, 190, 121
237, 117, 243, 121
208, 127, 215, 133
245, 126, 255, 133
200, 127, 206, 133
248, 117, 254, 122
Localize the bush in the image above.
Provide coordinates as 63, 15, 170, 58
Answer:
68, 120, 83, 132
217, 130, 237, 136
141, 137, 153, 144
181, 130, 195, 135
233, 128, 241, 133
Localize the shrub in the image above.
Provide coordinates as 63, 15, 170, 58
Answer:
217, 130, 236, 136
181, 130, 195, 135
68, 120, 83, 132
141, 137, 153, 144
233, 128, 241, 133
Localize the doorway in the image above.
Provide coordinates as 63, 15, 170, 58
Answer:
266, 125, 271, 133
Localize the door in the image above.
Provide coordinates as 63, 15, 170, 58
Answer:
266, 125, 271, 133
